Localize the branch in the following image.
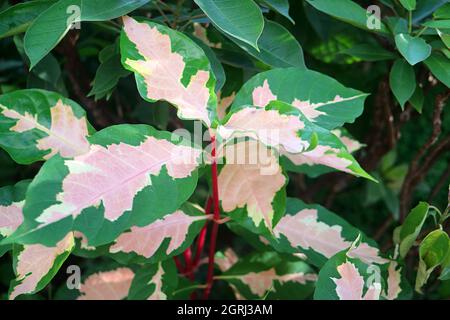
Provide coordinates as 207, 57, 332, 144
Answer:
428, 162, 450, 202
400, 91, 450, 221
56, 31, 121, 128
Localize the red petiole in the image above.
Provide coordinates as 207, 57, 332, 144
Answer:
173, 136, 221, 300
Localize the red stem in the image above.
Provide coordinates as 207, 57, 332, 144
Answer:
192, 197, 212, 267
173, 256, 184, 273
183, 248, 194, 280
189, 197, 212, 300
203, 135, 221, 299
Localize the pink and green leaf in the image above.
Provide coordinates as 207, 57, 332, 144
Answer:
381, 260, 412, 300
4, 124, 202, 248
217, 251, 316, 299
127, 260, 177, 300
0, 89, 94, 164
231, 68, 368, 130
9, 233, 74, 299
0, 180, 29, 257
120, 16, 218, 127
109, 203, 209, 264
314, 251, 384, 300
332, 128, 364, 154
77, 267, 135, 300
268, 198, 388, 268
218, 100, 374, 181
218, 140, 287, 234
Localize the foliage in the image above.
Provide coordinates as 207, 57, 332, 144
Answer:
0, 0, 449, 301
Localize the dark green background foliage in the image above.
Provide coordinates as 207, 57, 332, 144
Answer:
0, 0, 449, 300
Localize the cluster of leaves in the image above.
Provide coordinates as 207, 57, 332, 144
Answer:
0, 0, 449, 300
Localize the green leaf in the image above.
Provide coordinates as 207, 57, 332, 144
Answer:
420, 230, 449, 270
4, 124, 202, 248
27, 53, 67, 95
386, 17, 409, 35
266, 198, 387, 268
399, 0, 416, 11
187, 33, 226, 93
89, 49, 130, 101
230, 19, 305, 68
413, 0, 448, 23
128, 260, 178, 300
342, 43, 397, 61
13, 36, 67, 94
424, 52, 450, 88
217, 251, 316, 299
314, 251, 384, 300
120, 17, 218, 127
434, 3, 450, 19
24, 0, 150, 68
226, 221, 272, 252
436, 29, 450, 49
399, 202, 430, 258
389, 59, 416, 109
395, 34, 432, 65
440, 242, 450, 280
258, 0, 294, 24
305, 0, 389, 35
409, 86, 424, 113
0, 89, 94, 164
365, 174, 400, 219
423, 20, 450, 29
0, 0, 57, 39
415, 230, 449, 293
232, 67, 368, 130
194, 0, 264, 50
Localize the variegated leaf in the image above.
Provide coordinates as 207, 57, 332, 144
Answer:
120, 16, 217, 127
109, 203, 209, 264
0, 89, 93, 164
314, 251, 383, 300
0, 181, 29, 258
295, 128, 365, 178
217, 91, 235, 120
217, 251, 316, 299
269, 198, 387, 267
332, 128, 363, 154
232, 68, 368, 130
0, 201, 23, 238
382, 260, 412, 300
216, 248, 239, 272
0, 180, 29, 240
218, 140, 286, 234
4, 125, 202, 247
1, 183, 75, 299
218, 104, 309, 154
218, 100, 374, 180
77, 267, 135, 300
127, 260, 177, 300
9, 233, 74, 299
